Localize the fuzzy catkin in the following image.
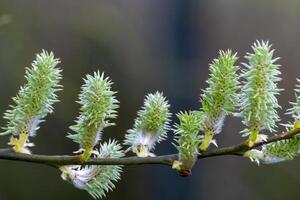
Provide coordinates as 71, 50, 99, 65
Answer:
124, 92, 171, 157
60, 140, 124, 199
173, 111, 202, 173
2, 50, 62, 153
68, 71, 119, 161
199, 50, 239, 150
238, 41, 281, 146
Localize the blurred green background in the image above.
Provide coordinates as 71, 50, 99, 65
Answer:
0, 0, 300, 199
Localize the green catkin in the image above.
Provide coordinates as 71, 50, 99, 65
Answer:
286, 79, 300, 129
173, 111, 202, 175
124, 92, 171, 157
2, 50, 62, 153
238, 41, 281, 147
68, 71, 119, 161
60, 140, 124, 199
199, 50, 239, 151
244, 135, 300, 164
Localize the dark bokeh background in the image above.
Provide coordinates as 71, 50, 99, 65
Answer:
0, 0, 299, 199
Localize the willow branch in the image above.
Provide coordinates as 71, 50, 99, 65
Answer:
0, 128, 299, 167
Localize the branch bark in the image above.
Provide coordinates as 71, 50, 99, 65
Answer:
0, 127, 299, 167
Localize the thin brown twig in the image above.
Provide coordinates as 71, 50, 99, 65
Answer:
0, 128, 298, 168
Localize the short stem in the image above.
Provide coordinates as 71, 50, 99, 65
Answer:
9, 132, 31, 153
200, 130, 214, 151
80, 148, 93, 162
248, 129, 259, 147
293, 119, 300, 130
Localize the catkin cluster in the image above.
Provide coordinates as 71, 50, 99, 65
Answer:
2, 41, 300, 198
